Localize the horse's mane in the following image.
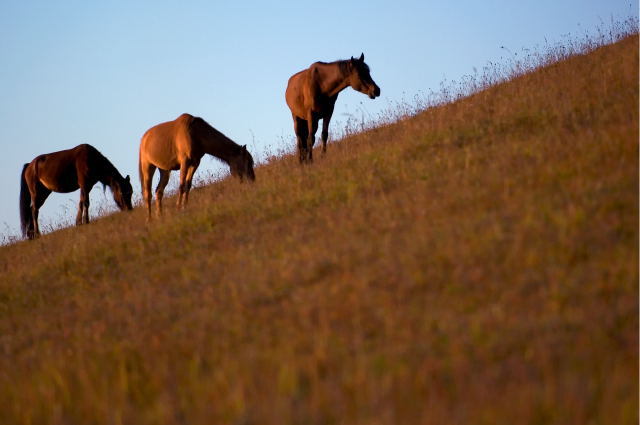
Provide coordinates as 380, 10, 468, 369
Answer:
314, 58, 369, 75
314, 59, 351, 75
85, 144, 123, 188
93, 147, 119, 175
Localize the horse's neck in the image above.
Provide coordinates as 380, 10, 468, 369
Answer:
97, 159, 121, 187
99, 171, 119, 188
198, 125, 239, 163
319, 62, 351, 97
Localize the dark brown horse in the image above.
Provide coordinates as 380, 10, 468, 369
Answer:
19, 143, 133, 239
285, 53, 380, 163
139, 113, 255, 219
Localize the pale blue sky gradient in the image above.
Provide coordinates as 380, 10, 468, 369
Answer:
0, 1, 637, 238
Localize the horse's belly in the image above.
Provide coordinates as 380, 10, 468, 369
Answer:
37, 160, 80, 193
150, 156, 180, 171
143, 139, 181, 171
39, 176, 78, 193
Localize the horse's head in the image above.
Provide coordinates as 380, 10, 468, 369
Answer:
348, 53, 380, 99
230, 145, 256, 183
112, 175, 133, 211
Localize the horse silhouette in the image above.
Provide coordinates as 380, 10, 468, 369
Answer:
20, 143, 133, 239
286, 53, 380, 163
139, 113, 255, 220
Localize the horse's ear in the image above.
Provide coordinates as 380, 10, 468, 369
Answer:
359, 53, 364, 62
125, 175, 130, 182
242, 144, 247, 151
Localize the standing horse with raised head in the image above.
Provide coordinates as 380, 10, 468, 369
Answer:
139, 113, 255, 220
19, 143, 133, 239
285, 53, 380, 163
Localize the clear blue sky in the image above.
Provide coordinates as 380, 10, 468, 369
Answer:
0, 0, 637, 238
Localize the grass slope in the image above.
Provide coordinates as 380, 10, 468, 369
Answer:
0, 35, 637, 425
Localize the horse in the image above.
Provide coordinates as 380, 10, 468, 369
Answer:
139, 113, 255, 219
19, 143, 133, 239
285, 53, 381, 163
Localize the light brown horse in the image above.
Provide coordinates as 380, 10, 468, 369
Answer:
19, 143, 133, 239
139, 113, 255, 219
285, 53, 380, 163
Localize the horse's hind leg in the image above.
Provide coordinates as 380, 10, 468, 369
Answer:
178, 160, 200, 208
155, 169, 170, 217
31, 184, 51, 238
321, 109, 334, 154
306, 115, 318, 163
183, 161, 200, 205
30, 202, 40, 239
24, 171, 38, 239
294, 116, 309, 164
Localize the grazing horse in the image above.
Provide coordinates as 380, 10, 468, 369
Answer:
139, 113, 255, 219
285, 53, 380, 163
19, 143, 133, 239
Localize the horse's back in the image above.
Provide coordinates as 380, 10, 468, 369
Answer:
34, 144, 89, 170
145, 113, 194, 141
30, 144, 93, 192
72, 143, 103, 164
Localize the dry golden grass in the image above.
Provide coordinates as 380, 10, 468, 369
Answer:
0, 30, 637, 425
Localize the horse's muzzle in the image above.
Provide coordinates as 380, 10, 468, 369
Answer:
369, 85, 381, 99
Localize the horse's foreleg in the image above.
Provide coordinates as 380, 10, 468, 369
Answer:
321, 116, 332, 154
182, 161, 200, 206
155, 169, 170, 217
77, 188, 90, 225
75, 199, 83, 226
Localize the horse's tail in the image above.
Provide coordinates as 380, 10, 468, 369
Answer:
19, 163, 32, 238
138, 144, 143, 191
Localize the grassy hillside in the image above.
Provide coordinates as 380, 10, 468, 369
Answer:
0, 33, 637, 425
